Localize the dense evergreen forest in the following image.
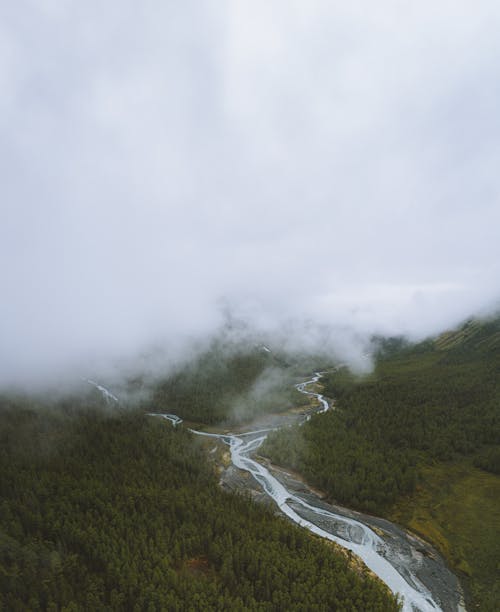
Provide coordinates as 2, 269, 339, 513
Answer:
3, 318, 498, 610
147, 342, 303, 424
263, 317, 500, 512
0, 370, 399, 609
262, 316, 500, 610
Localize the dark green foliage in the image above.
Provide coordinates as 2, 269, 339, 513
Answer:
148, 344, 301, 424
263, 316, 500, 514
473, 446, 500, 474
0, 402, 399, 611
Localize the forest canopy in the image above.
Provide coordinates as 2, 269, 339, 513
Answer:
0, 380, 399, 610
263, 317, 500, 513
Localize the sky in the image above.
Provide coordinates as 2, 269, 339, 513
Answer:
1, 1, 500, 386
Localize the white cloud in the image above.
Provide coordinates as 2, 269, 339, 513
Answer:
1, 1, 500, 385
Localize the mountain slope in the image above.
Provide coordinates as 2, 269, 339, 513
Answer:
262, 315, 500, 611
146, 341, 304, 424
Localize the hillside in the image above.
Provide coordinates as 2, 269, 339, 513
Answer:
262, 315, 500, 610
0, 349, 399, 611
145, 341, 305, 424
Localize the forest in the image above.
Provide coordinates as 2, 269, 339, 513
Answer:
3, 317, 498, 610
146, 341, 304, 424
0, 368, 399, 610
262, 316, 500, 610
263, 317, 500, 512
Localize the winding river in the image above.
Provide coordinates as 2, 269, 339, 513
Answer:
192, 375, 442, 612
89, 373, 463, 611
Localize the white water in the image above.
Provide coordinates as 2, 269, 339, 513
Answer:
146, 412, 183, 427
150, 372, 441, 612
84, 378, 119, 403
296, 371, 331, 416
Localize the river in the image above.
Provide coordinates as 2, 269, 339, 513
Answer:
89, 374, 464, 611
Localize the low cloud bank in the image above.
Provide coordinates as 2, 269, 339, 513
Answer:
1, 2, 500, 388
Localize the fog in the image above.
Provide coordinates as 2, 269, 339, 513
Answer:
1, 1, 500, 387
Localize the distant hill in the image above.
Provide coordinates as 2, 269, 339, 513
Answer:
144, 340, 305, 424
434, 315, 500, 352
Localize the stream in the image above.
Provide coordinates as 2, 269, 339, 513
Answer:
89, 373, 464, 611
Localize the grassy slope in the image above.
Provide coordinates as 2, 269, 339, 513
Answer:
355, 318, 500, 611
389, 460, 500, 611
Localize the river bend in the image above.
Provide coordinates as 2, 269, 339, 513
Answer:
89, 374, 463, 611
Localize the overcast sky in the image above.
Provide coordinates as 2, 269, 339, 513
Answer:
1, 1, 500, 385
